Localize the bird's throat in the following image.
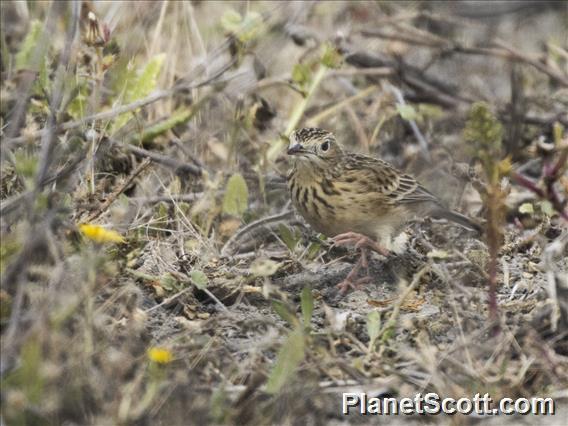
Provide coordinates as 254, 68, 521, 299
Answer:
293, 158, 325, 183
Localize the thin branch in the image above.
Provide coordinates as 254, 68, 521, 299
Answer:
117, 140, 203, 177
361, 29, 568, 87
387, 83, 430, 160
130, 193, 205, 204
34, 1, 81, 189
221, 210, 295, 257
493, 40, 568, 87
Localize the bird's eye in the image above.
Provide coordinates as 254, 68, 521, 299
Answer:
321, 141, 330, 152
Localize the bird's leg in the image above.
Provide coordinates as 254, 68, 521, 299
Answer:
332, 232, 390, 294
336, 247, 372, 294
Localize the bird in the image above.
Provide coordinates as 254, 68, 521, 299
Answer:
286, 127, 481, 294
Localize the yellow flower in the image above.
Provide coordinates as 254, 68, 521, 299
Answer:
79, 224, 125, 244
147, 347, 173, 364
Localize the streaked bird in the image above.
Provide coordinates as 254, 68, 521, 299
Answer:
286, 127, 480, 293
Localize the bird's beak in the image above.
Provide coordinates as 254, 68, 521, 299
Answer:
287, 144, 304, 155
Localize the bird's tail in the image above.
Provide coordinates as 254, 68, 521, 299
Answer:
431, 208, 482, 234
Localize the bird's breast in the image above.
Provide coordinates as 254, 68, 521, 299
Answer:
288, 170, 333, 233
288, 166, 395, 238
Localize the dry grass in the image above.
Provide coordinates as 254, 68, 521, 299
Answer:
1, 1, 567, 425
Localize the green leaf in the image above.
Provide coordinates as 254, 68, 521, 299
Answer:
222, 173, 249, 217
15, 20, 43, 69
518, 203, 534, 214
250, 258, 281, 277
539, 200, 554, 217
221, 9, 242, 32
271, 300, 299, 327
321, 43, 343, 69
190, 270, 208, 289
112, 54, 165, 132
380, 324, 395, 343
306, 241, 322, 260
221, 10, 265, 43
66, 82, 90, 120
266, 328, 305, 394
426, 249, 450, 259
396, 104, 418, 121
300, 287, 313, 326
136, 108, 193, 144
418, 104, 444, 120
367, 310, 381, 345
278, 224, 299, 252
160, 274, 179, 291
127, 54, 165, 104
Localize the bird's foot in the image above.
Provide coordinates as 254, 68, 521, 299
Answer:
335, 248, 373, 295
332, 232, 390, 257
336, 276, 372, 294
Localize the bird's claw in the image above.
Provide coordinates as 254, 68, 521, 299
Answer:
336, 276, 372, 294
332, 232, 389, 257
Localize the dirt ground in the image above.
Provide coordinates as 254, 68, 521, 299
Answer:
1, 1, 567, 425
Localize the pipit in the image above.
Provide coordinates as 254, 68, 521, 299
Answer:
286, 127, 480, 294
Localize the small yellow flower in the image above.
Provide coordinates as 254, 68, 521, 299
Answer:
147, 347, 173, 364
79, 224, 125, 244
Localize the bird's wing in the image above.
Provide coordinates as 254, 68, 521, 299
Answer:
341, 154, 440, 205
394, 175, 439, 204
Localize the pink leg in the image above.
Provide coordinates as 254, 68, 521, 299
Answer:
336, 248, 372, 294
332, 232, 390, 295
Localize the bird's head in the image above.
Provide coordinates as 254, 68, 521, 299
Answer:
287, 128, 343, 165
